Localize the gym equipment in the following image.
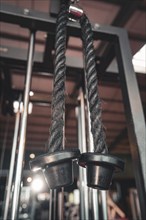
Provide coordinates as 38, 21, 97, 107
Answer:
30, 1, 80, 190
79, 153, 124, 190
30, 149, 80, 189
49, 189, 57, 220
1, 1, 145, 208
74, 6, 125, 190
11, 31, 35, 220
3, 95, 21, 220
101, 191, 108, 220
77, 89, 90, 220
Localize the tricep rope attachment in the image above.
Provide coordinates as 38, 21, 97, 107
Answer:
30, 0, 124, 190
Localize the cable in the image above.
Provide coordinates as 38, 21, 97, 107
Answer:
80, 14, 108, 153
48, 1, 107, 154
47, 1, 69, 152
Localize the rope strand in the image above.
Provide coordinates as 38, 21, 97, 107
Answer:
80, 14, 108, 153
47, 2, 68, 152
47, 2, 107, 154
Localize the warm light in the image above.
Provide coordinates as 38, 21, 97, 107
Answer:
22, 203, 27, 209
29, 153, 35, 159
32, 167, 40, 172
13, 101, 19, 113
73, 189, 80, 205
29, 91, 34, 97
13, 101, 33, 114
23, 214, 28, 218
20, 102, 23, 112
69, 192, 74, 203
37, 193, 49, 201
0, 47, 8, 52
28, 102, 33, 114
27, 177, 32, 183
132, 44, 146, 73
31, 177, 44, 192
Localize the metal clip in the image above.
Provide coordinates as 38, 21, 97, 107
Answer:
69, 0, 83, 22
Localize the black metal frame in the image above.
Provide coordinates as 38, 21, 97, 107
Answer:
0, 3, 146, 218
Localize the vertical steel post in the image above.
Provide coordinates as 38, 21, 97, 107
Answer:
53, 189, 57, 220
116, 30, 146, 219
91, 189, 99, 220
49, 189, 53, 220
77, 88, 89, 220
101, 191, 108, 220
86, 97, 100, 220
58, 189, 64, 220
49, 189, 57, 220
11, 31, 35, 220
30, 193, 36, 220
3, 96, 21, 220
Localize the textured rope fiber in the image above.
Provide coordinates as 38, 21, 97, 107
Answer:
47, 1, 68, 153
48, 2, 107, 154
80, 14, 108, 153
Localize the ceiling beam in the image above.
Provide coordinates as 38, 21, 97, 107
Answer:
96, 1, 141, 73
92, 0, 145, 9
0, 32, 45, 45
111, 2, 138, 27
30, 91, 78, 106
0, 45, 121, 83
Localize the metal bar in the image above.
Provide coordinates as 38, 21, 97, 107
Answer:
58, 188, 64, 220
0, 45, 122, 83
49, 189, 57, 220
3, 97, 21, 220
0, 31, 44, 45
101, 191, 108, 220
86, 92, 100, 220
60, 188, 64, 220
0, 45, 42, 63
77, 89, 89, 220
1, 3, 145, 42
30, 193, 36, 220
90, 188, 100, 220
111, 2, 138, 27
0, 3, 145, 42
11, 31, 35, 220
0, 45, 84, 78
116, 29, 146, 219
49, 189, 53, 220
53, 189, 57, 220
0, 3, 120, 41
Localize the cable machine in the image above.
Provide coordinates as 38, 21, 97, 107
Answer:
29, 1, 124, 219
0, 0, 146, 219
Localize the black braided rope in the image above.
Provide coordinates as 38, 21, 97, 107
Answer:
47, 1, 107, 154
80, 14, 108, 154
47, 1, 68, 153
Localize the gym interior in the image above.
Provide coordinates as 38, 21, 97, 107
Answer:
0, 0, 146, 220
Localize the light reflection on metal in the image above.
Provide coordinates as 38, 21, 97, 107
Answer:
11, 31, 35, 220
